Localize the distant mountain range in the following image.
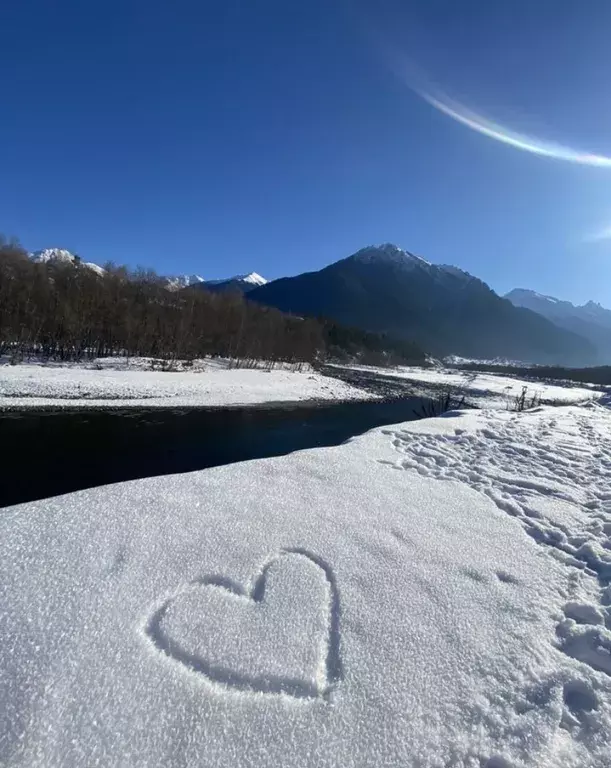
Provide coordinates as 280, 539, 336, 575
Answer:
28, 245, 607, 366
248, 244, 596, 366
506, 289, 611, 364
196, 272, 268, 294
163, 274, 205, 291
164, 272, 269, 292
27, 249, 268, 294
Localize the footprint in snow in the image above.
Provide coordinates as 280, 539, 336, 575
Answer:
496, 570, 520, 585
556, 601, 611, 678
144, 550, 341, 700
562, 678, 599, 728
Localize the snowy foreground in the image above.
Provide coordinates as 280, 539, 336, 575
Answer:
2, 403, 611, 767
0, 357, 372, 409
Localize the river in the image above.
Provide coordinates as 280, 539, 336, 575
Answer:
1, 397, 429, 507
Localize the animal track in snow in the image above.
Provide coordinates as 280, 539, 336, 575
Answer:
144, 549, 341, 700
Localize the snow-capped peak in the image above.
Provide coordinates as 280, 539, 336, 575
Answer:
164, 274, 205, 291
581, 299, 611, 324
206, 272, 268, 287
30, 248, 105, 276
238, 272, 268, 286
583, 300, 603, 311
352, 243, 432, 268
31, 248, 77, 264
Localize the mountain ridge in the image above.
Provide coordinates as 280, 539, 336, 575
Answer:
27, 249, 267, 293
197, 272, 269, 294
248, 244, 596, 366
25, 244, 601, 365
506, 288, 611, 363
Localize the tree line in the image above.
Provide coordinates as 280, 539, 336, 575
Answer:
0, 238, 425, 366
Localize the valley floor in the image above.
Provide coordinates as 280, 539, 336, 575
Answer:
0, 357, 603, 411
0, 356, 375, 409
326, 363, 604, 408
2, 402, 611, 766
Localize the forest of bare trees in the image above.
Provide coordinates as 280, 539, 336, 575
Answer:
0, 238, 425, 366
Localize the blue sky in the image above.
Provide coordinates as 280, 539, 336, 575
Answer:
2, 0, 611, 304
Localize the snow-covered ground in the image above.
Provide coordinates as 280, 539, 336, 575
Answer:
336, 364, 604, 408
0, 357, 375, 409
2, 402, 611, 766
1, 358, 603, 412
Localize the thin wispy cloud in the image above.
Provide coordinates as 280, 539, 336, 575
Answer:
583, 223, 611, 242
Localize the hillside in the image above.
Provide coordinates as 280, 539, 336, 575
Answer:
0, 242, 425, 367
250, 245, 595, 366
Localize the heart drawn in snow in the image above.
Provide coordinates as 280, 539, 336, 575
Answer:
145, 549, 342, 700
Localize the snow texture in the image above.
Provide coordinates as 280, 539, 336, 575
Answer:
336, 364, 603, 408
2, 402, 611, 766
0, 357, 373, 409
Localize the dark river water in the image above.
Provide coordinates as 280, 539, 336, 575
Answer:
0, 397, 427, 508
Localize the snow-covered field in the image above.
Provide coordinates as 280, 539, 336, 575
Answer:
1, 358, 603, 412
2, 402, 611, 766
336, 364, 604, 408
0, 358, 374, 409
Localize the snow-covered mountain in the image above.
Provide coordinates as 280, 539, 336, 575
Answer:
191, 272, 269, 294
28, 249, 267, 294
31, 248, 76, 265
352, 243, 432, 269
350, 244, 479, 290
163, 274, 205, 292
248, 244, 596, 366
506, 288, 611, 363
351, 245, 478, 284
506, 288, 611, 327
30, 248, 106, 276
218, 271, 267, 287
505, 288, 562, 311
